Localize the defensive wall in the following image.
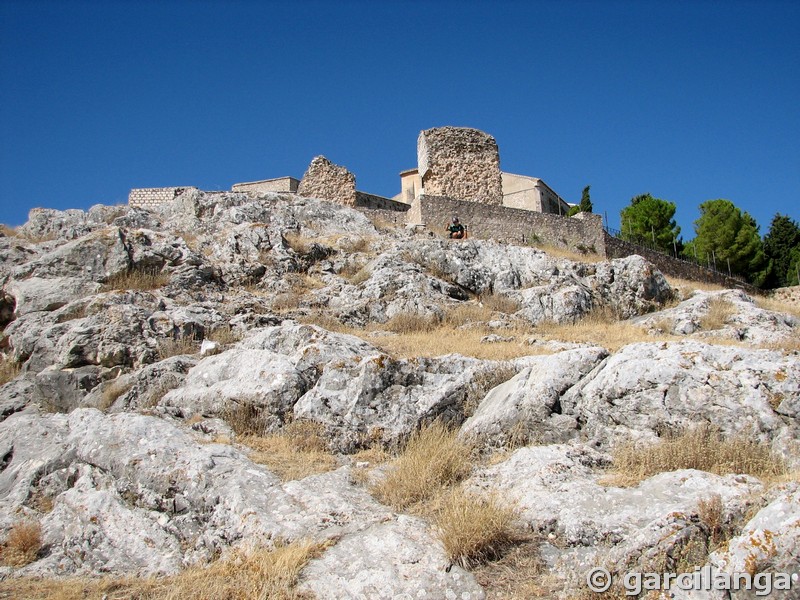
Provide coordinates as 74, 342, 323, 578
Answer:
604, 235, 760, 294
128, 187, 198, 209
408, 195, 606, 254
231, 177, 299, 194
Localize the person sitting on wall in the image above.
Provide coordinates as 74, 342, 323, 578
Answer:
447, 216, 466, 239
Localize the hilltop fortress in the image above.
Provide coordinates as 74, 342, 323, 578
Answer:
128, 126, 754, 291
130, 126, 598, 248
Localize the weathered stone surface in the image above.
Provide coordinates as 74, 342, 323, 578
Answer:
633, 288, 798, 345
418, 127, 503, 205
461, 347, 609, 447
297, 155, 357, 206
560, 341, 800, 463
298, 514, 486, 600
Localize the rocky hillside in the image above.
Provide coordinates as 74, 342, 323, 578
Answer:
0, 190, 797, 599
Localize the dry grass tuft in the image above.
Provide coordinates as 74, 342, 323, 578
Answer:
699, 298, 736, 330
1, 520, 42, 567
241, 421, 338, 482
102, 267, 170, 292
441, 303, 494, 328
99, 379, 132, 411
463, 365, 518, 418
606, 426, 787, 487
433, 488, 519, 569
0, 539, 324, 599
371, 421, 473, 510
536, 306, 681, 351
0, 224, 20, 238
697, 493, 731, 550
0, 356, 21, 386
756, 295, 800, 320
338, 236, 372, 254
384, 312, 441, 334
283, 233, 319, 256
470, 534, 545, 598
207, 325, 241, 346
157, 336, 198, 360
478, 293, 521, 315
665, 276, 727, 296
369, 324, 549, 361
532, 243, 605, 263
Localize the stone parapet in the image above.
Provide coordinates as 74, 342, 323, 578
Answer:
128, 187, 197, 209
231, 177, 299, 194
410, 195, 605, 254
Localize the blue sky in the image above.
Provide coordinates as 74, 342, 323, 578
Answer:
1, 0, 798, 240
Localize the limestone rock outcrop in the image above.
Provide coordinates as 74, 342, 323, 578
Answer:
0, 190, 797, 597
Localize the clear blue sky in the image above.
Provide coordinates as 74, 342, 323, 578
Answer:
2, 0, 798, 240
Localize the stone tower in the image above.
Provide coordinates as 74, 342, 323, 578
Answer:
297, 156, 357, 207
417, 127, 503, 205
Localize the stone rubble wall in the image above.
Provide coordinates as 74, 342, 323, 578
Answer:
297, 156, 357, 207
417, 127, 503, 205
128, 187, 198, 209
409, 195, 606, 254
604, 234, 760, 294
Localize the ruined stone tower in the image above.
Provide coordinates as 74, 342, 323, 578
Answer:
417, 127, 503, 205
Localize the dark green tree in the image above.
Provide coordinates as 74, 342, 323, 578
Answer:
619, 193, 681, 253
763, 213, 800, 288
567, 185, 593, 216
579, 185, 593, 213
682, 199, 768, 285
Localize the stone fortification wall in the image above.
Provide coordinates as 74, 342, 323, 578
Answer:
604, 235, 760, 294
297, 156, 356, 207
354, 192, 411, 228
410, 195, 606, 254
232, 177, 299, 194
417, 127, 503, 205
129, 187, 197, 209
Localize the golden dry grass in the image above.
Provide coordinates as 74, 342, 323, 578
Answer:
665, 276, 727, 296
478, 294, 521, 315
206, 325, 242, 346
470, 535, 545, 599
533, 244, 605, 264
102, 267, 170, 292
433, 488, 519, 569
535, 306, 680, 352
99, 379, 132, 411
241, 421, 338, 482
699, 298, 736, 330
0, 357, 21, 386
0, 520, 42, 567
605, 426, 787, 487
370, 421, 473, 510
157, 336, 198, 360
0, 540, 324, 600
0, 224, 20, 238
756, 294, 800, 319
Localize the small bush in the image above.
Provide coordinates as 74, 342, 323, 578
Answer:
433, 489, 519, 568
371, 421, 473, 510
273, 292, 302, 312
697, 493, 731, 549
102, 267, 170, 292
1, 520, 42, 567
607, 425, 787, 486
700, 298, 736, 330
